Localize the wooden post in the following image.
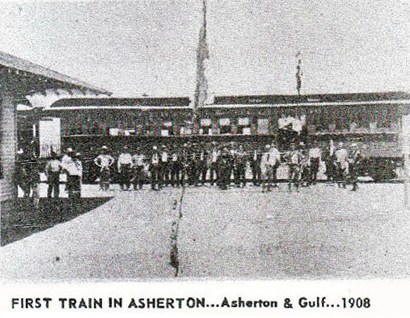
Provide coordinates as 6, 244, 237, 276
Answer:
0, 83, 18, 202
0, 78, 18, 245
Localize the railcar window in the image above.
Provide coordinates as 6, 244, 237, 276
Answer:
385, 108, 394, 128
201, 118, 211, 126
219, 118, 231, 135
161, 121, 173, 136
271, 112, 278, 131
314, 110, 325, 132
75, 120, 82, 135
200, 118, 212, 135
257, 118, 269, 135
238, 117, 249, 126
91, 122, 99, 135
237, 117, 250, 135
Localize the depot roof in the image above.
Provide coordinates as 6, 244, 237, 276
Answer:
0, 50, 111, 97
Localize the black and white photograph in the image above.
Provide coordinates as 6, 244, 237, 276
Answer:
0, 0, 409, 316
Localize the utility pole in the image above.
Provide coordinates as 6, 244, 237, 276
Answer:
192, 0, 209, 135
296, 51, 302, 96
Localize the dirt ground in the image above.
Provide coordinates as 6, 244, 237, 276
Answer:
1, 183, 409, 281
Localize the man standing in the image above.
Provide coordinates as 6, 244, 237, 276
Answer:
45, 151, 62, 198
61, 147, 74, 192
188, 144, 199, 186
16, 149, 31, 198
335, 142, 349, 188
270, 142, 281, 188
300, 144, 311, 187
118, 146, 133, 191
150, 145, 161, 190
132, 147, 145, 190
29, 153, 41, 210
234, 145, 247, 187
197, 144, 209, 186
209, 142, 220, 186
323, 139, 336, 182
181, 143, 190, 186
261, 144, 281, 192
94, 145, 115, 191
349, 143, 362, 191
250, 145, 262, 186
228, 142, 237, 186
218, 147, 231, 190
170, 146, 182, 187
308, 141, 322, 185
160, 145, 170, 187
66, 152, 83, 201
287, 143, 304, 192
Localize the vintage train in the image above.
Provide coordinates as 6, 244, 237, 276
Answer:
17, 92, 410, 182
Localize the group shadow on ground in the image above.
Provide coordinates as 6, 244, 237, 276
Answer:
1, 197, 112, 246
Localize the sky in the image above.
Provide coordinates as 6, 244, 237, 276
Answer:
0, 0, 409, 100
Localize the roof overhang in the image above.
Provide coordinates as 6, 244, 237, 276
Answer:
0, 51, 111, 98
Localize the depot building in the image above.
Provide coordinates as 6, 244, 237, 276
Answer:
0, 50, 110, 244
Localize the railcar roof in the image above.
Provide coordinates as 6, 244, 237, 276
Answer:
51, 97, 191, 107
214, 92, 410, 105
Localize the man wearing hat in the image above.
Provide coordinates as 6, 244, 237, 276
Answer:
45, 150, 62, 198
94, 145, 115, 191
188, 143, 199, 186
227, 142, 237, 185
16, 149, 31, 198
149, 145, 161, 190
61, 147, 74, 193
209, 141, 220, 186
298, 142, 310, 187
61, 147, 74, 168
198, 143, 209, 186
27, 147, 41, 210
70, 152, 83, 200
261, 143, 281, 192
234, 144, 247, 187
170, 145, 182, 187
218, 147, 231, 190
118, 145, 133, 191
286, 142, 304, 192
160, 144, 170, 188
62, 151, 83, 201
334, 142, 349, 188
270, 142, 281, 188
180, 143, 190, 186
308, 140, 322, 185
260, 144, 272, 192
132, 146, 146, 190
349, 143, 362, 191
250, 144, 262, 186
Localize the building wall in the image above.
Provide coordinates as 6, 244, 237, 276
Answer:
0, 88, 17, 202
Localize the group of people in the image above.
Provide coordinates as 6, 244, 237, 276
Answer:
90, 140, 362, 192
16, 147, 83, 202
15, 139, 362, 201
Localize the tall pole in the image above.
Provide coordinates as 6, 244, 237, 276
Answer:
192, 0, 209, 135
296, 51, 302, 97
